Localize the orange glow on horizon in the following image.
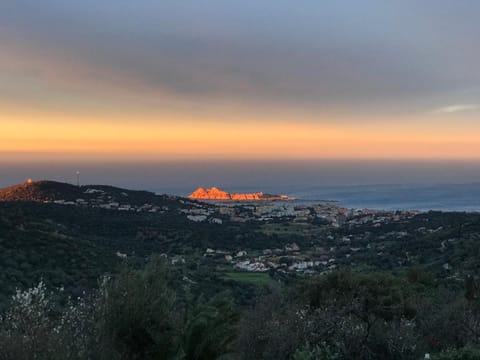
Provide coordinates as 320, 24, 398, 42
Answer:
2, 110, 480, 161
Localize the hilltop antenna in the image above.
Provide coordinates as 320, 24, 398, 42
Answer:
76, 171, 80, 187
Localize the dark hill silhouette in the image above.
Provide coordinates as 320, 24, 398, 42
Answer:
0, 180, 181, 206
0, 180, 82, 202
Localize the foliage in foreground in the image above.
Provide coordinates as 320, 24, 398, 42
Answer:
237, 270, 480, 360
0, 256, 238, 360
3, 260, 480, 359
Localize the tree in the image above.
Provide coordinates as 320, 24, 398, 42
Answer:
95, 256, 180, 360
181, 294, 239, 360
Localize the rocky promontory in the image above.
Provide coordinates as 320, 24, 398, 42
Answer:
188, 187, 293, 201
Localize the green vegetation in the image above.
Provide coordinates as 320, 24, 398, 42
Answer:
0, 257, 239, 360
4, 182, 480, 358
3, 255, 480, 358
0, 200, 278, 309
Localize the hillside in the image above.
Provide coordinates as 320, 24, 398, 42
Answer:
0, 180, 81, 202
2, 180, 480, 313
0, 180, 185, 207
0, 186, 273, 308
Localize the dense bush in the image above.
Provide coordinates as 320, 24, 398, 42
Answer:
236, 271, 480, 360
3, 262, 480, 359
0, 257, 239, 360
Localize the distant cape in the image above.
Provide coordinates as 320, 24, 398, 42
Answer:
188, 187, 293, 201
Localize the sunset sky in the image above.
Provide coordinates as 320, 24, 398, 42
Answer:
1, 1, 480, 161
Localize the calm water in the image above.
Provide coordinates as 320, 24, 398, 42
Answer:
153, 183, 480, 212
284, 184, 480, 212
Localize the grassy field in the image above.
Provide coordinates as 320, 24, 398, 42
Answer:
222, 271, 273, 286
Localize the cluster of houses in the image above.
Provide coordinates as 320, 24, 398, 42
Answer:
47, 186, 419, 231
202, 242, 339, 275
51, 188, 170, 213
181, 199, 419, 228
185, 202, 423, 275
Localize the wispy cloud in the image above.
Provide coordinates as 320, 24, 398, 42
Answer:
435, 104, 480, 114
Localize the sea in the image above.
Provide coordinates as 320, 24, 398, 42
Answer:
1, 159, 480, 212
282, 183, 480, 212
148, 183, 479, 212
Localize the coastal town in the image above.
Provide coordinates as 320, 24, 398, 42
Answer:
0, 181, 455, 278
181, 198, 424, 276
